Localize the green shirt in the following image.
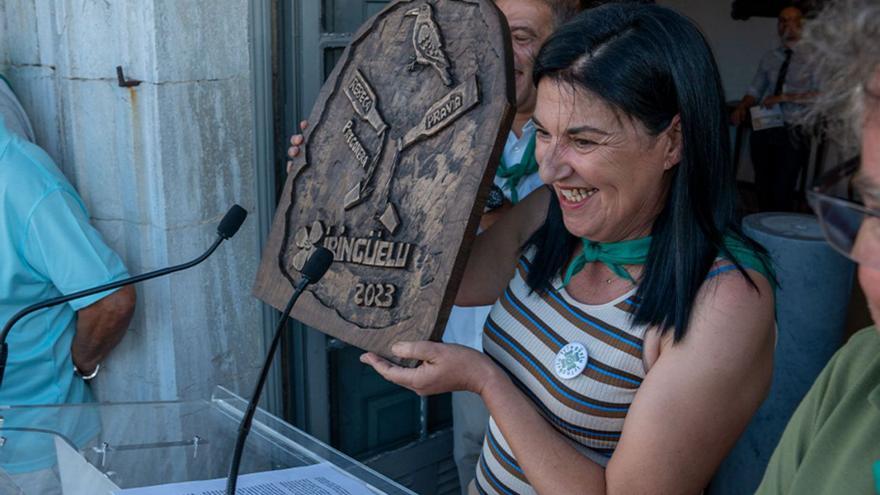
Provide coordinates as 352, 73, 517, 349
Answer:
755, 327, 880, 495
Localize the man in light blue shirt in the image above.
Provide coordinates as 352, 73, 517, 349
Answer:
0, 113, 135, 492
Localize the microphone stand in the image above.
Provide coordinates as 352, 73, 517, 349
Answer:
0, 205, 248, 389
226, 247, 332, 495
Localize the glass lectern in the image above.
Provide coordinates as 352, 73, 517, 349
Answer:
0, 386, 416, 494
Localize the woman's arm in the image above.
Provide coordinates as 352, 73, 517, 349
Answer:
488, 269, 775, 494
366, 268, 774, 495
603, 270, 774, 493
455, 186, 550, 307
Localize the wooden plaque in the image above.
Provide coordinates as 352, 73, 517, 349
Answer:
254, 0, 514, 365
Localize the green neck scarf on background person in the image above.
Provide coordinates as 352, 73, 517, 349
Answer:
560, 234, 774, 288
495, 132, 537, 204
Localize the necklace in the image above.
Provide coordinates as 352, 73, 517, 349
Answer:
562, 237, 652, 287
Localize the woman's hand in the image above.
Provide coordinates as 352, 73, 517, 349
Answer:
360, 341, 499, 396
286, 120, 309, 173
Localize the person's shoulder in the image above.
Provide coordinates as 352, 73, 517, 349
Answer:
797, 327, 880, 422
2, 134, 60, 178
842, 326, 879, 348
716, 233, 776, 286
685, 261, 775, 352
791, 43, 810, 57
759, 47, 783, 64
829, 327, 880, 376
0, 137, 74, 216
701, 256, 774, 307
1, 135, 68, 189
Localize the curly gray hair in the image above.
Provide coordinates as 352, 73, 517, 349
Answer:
799, 0, 880, 155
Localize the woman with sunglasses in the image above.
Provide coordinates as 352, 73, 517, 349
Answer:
756, 0, 880, 493
363, 4, 777, 494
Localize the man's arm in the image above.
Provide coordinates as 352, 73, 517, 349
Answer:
72, 285, 136, 374
23, 187, 135, 375
731, 94, 758, 126
478, 200, 512, 231
732, 52, 775, 125
455, 187, 549, 307
762, 91, 820, 108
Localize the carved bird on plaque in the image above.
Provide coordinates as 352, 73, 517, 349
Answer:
404, 3, 454, 86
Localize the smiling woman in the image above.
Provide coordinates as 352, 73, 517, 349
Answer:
532, 86, 674, 245
361, 4, 778, 495
524, 4, 774, 340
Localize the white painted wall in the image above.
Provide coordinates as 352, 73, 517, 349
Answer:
660, 0, 778, 101
0, 0, 265, 403
660, 1, 780, 182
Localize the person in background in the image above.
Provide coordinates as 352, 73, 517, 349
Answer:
362, 5, 776, 494
755, 0, 880, 493
0, 104, 136, 491
731, 5, 818, 212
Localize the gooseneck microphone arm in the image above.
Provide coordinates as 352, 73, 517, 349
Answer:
0, 205, 249, 389
226, 246, 333, 495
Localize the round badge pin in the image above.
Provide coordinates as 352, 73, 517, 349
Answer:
554, 342, 589, 380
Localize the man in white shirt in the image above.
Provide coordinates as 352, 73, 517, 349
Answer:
730, 6, 819, 212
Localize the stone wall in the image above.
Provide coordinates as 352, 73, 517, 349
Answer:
0, 0, 266, 402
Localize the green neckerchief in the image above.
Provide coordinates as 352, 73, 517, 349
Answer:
562, 236, 652, 287
495, 132, 537, 204
721, 234, 776, 287
560, 234, 775, 288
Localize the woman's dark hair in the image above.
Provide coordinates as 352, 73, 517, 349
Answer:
525, 4, 771, 341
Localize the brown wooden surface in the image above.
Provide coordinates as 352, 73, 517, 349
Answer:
254, 0, 514, 366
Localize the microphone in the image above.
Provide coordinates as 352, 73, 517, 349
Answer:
226, 246, 333, 495
0, 205, 249, 389
218, 205, 248, 239
299, 245, 333, 282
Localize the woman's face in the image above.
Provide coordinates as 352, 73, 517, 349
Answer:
534, 79, 680, 242
858, 69, 880, 326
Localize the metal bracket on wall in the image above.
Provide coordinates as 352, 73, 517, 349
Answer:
116, 66, 141, 87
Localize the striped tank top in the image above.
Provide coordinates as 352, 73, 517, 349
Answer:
473, 246, 767, 495
475, 251, 648, 495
